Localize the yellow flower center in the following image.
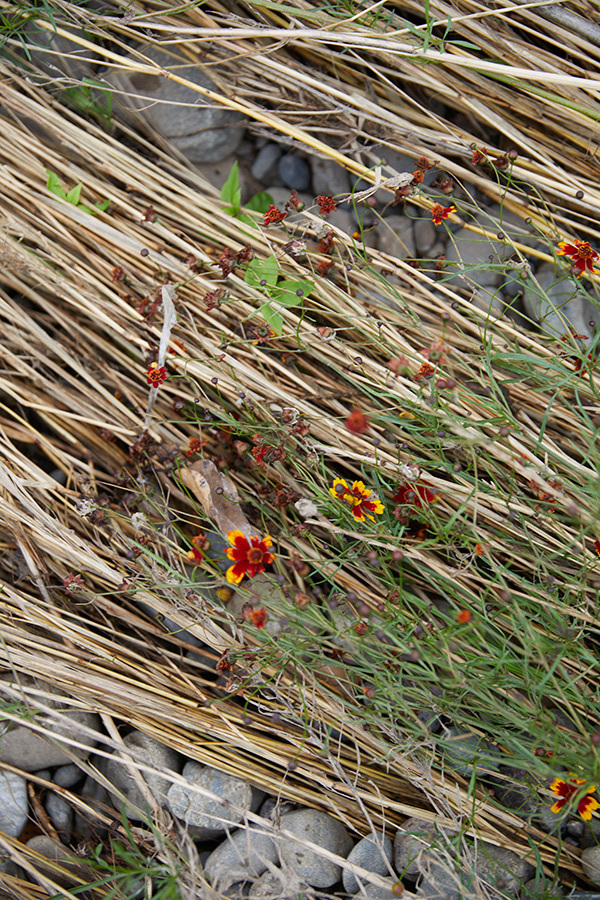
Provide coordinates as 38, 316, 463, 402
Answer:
576, 242, 594, 259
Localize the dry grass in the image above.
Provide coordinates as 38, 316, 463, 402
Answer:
0, 0, 599, 895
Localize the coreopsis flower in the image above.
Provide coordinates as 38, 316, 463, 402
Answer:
557, 239, 598, 277
329, 478, 384, 522
412, 169, 425, 184
146, 362, 167, 387
345, 409, 370, 434
225, 531, 274, 584
471, 147, 487, 165
549, 774, 599, 820
243, 606, 268, 628
431, 204, 456, 225
594, 539, 600, 557
252, 324, 275, 344
457, 609, 471, 624
263, 205, 286, 226
414, 362, 435, 381
186, 437, 206, 457
316, 195, 338, 216
393, 481, 440, 508
186, 535, 207, 564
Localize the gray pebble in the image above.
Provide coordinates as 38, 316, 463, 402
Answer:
343, 832, 393, 893
260, 796, 297, 820
33, 769, 51, 783
25, 835, 87, 888
21, 23, 95, 81
252, 144, 283, 184
582, 815, 600, 848
413, 217, 438, 257
394, 817, 447, 878
167, 761, 255, 839
523, 876, 566, 897
0, 673, 100, 771
278, 808, 353, 888
45, 792, 73, 837
522, 262, 597, 338
445, 228, 504, 293
53, 763, 83, 788
73, 771, 110, 840
278, 153, 311, 191
248, 868, 310, 899
0, 771, 28, 837
474, 842, 535, 896
103, 45, 245, 163
415, 849, 461, 900
104, 730, 180, 821
205, 825, 279, 891
376, 215, 416, 260
582, 847, 600, 886
196, 156, 252, 203
310, 157, 351, 199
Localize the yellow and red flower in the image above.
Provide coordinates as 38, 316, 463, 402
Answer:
186, 535, 207, 564
147, 362, 167, 387
549, 774, 599, 821
225, 530, 274, 584
329, 478, 384, 522
557, 239, 598, 277
393, 481, 440, 508
431, 203, 456, 225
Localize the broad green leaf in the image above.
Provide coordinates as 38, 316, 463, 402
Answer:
65, 183, 82, 205
245, 254, 279, 290
259, 303, 284, 333
273, 278, 313, 306
245, 192, 273, 214
238, 212, 259, 230
220, 161, 241, 210
46, 169, 67, 199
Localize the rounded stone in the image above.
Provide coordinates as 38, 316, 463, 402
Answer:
167, 761, 254, 839
278, 153, 311, 191
393, 817, 440, 878
343, 832, 394, 893
53, 764, 83, 789
0, 771, 28, 838
248, 868, 309, 899
0, 673, 100, 771
205, 825, 279, 891
582, 847, 600, 886
444, 228, 503, 292
103, 730, 180, 821
475, 843, 535, 896
25, 835, 87, 887
278, 808, 353, 888
310, 156, 351, 199
377, 216, 416, 260
45, 792, 73, 838
252, 144, 283, 184
414, 217, 438, 257
103, 45, 245, 163
522, 262, 597, 339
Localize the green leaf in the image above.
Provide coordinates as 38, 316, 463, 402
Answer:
259, 303, 284, 333
220, 162, 241, 211
273, 278, 313, 306
65, 183, 82, 205
94, 198, 111, 212
245, 254, 279, 290
238, 212, 259, 230
245, 192, 273, 214
45, 169, 67, 199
